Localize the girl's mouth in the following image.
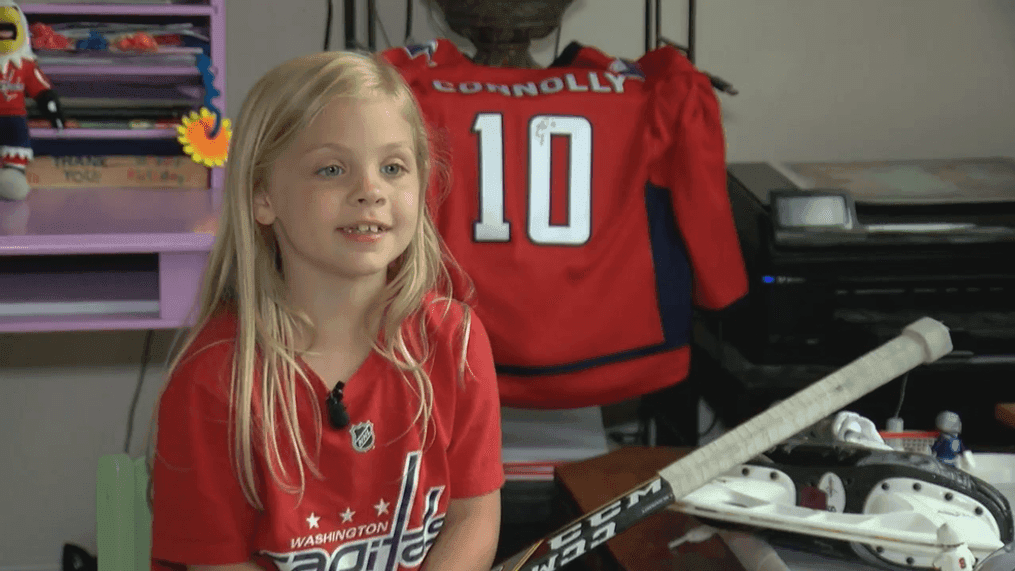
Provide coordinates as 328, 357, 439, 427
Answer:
340, 224, 386, 235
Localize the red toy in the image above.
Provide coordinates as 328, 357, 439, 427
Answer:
113, 32, 157, 53
29, 22, 70, 50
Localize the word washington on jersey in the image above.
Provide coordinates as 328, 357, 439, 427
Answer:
265, 452, 446, 571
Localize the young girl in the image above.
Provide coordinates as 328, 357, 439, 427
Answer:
148, 51, 503, 571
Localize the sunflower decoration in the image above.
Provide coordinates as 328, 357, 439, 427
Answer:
178, 107, 231, 167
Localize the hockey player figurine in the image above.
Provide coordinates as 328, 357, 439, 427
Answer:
0, 0, 65, 201
931, 523, 976, 570
932, 411, 976, 471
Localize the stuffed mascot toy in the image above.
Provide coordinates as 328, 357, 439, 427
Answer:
0, 0, 64, 201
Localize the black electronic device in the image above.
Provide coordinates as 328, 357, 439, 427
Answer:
327, 382, 350, 429
721, 159, 1015, 366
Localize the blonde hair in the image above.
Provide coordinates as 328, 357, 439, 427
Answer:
149, 51, 472, 509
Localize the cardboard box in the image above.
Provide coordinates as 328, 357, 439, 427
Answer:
25, 155, 210, 189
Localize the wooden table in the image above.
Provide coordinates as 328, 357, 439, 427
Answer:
553, 446, 745, 571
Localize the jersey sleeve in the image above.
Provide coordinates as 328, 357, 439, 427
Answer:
23, 60, 54, 99
150, 341, 262, 568
445, 311, 504, 499
645, 49, 748, 309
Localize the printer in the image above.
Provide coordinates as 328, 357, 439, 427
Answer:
719, 159, 1015, 367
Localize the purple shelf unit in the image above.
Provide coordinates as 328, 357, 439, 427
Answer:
30, 128, 181, 139
5, 0, 226, 333
41, 65, 200, 76
20, 3, 215, 16
0, 187, 218, 333
20, 1, 226, 109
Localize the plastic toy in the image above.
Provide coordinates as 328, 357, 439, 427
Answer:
0, 0, 65, 201
933, 410, 976, 471
113, 32, 157, 53
177, 107, 229, 168
28, 23, 70, 50
177, 53, 230, 167
76, 30, 107, 51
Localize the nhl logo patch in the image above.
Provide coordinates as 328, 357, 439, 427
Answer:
350, 421, 375, 453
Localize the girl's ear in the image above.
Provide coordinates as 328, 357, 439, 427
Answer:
253, 190, 276, 226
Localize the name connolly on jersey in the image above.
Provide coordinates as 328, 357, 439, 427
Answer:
430, 71, 639, 98
264, 451, 447, 571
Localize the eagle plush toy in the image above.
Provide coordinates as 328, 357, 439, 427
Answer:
0, 0, 64, 201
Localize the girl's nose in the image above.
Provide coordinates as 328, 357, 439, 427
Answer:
352, 173, 385, 205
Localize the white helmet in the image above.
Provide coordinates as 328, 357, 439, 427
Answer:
936, 410, 962, 435
936, 523, 962, 545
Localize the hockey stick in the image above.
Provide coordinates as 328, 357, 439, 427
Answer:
492, 317, 953, 571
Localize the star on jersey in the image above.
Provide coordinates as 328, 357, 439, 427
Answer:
306, 512, 320, 529
340, 507, 354, 523
374, 498, 390, 516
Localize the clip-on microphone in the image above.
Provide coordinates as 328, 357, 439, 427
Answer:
327, 382, 350, 429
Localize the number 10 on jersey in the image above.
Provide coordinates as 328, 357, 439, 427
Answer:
471, 113, 593, 246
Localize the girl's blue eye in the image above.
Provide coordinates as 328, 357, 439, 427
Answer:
318, 165, 343, 177
382, 164, 405, 176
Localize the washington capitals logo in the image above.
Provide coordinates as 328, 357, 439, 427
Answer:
264, 451, 446, 571
0, 64, 23, 102
402, 40, 437, 64
608, 58, 645, 80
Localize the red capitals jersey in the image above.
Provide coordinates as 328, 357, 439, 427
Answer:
385, 40, 747, 409
0, 58, 52, 116
151, 299, 503, 570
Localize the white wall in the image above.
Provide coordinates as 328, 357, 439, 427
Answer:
705, 0, 1015, 162
2, 1, 1015, 569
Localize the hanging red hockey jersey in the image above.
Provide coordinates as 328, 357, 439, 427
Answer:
384, 40, 747, 409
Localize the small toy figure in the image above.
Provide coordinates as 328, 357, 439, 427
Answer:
932, 410, 976, 471
0, 0, 65, 201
